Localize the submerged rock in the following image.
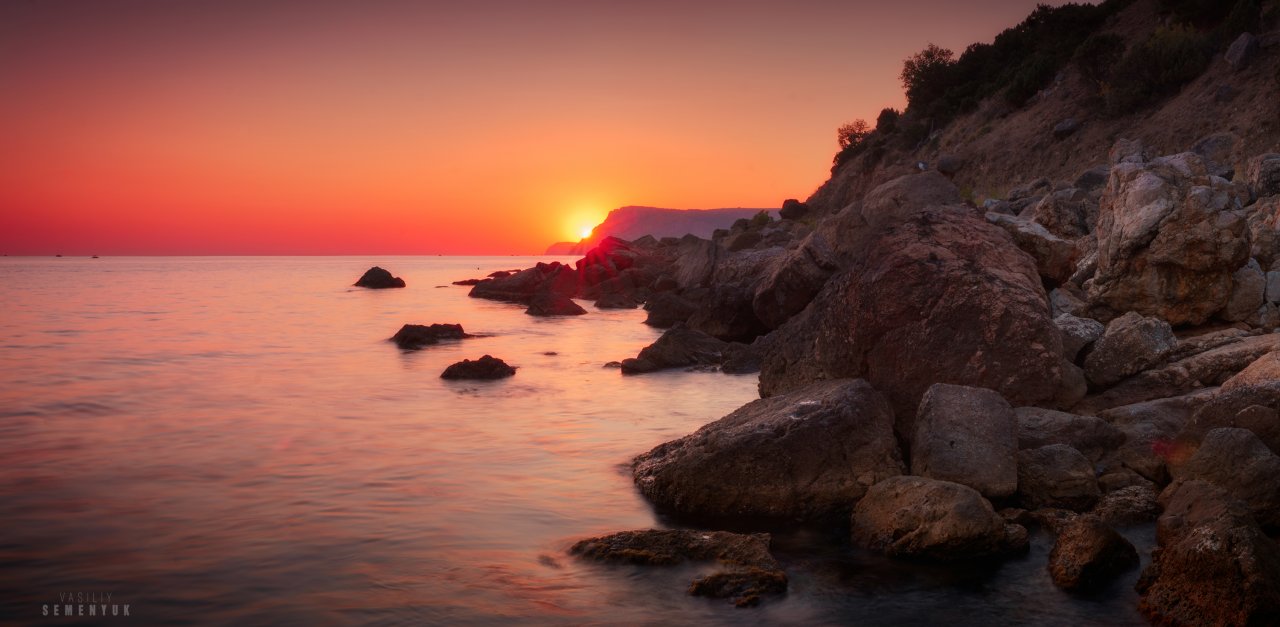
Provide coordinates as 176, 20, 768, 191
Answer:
569, 529, 786, 607
390, 323, 470, 349
633, 379, 902, 522
354, 266, 406, 288
440, 355, 516, 380
851, 476, 1028, 561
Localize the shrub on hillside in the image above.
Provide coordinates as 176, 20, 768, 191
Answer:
1073, 33, 1126, 89
1105, 25, 1212, 115
875, 108, 900, 134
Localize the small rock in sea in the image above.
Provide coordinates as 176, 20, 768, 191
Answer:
603, 361, 623, 368
390, 323, 470, 350
354, 266, 406, 289
542, 351, 558, 356
452, 278, 483, 286
569, 529, 787, 607
440, 355, 516, 380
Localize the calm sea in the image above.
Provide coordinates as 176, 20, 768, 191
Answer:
0, 256, 1149, 626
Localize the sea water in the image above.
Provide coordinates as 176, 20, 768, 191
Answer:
0, 256, 1150, 625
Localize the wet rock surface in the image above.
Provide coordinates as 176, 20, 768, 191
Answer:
851, 476, 1029, 561
1047, 517, 1138, 592
633, 379, 902, 522
569, 529, 787, 607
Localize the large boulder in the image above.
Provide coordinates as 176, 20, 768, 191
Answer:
1170, 427, 1280, 531
857, 171, 961, 230
751, 232, 839, 330
1088, 152, 1251, 325
759, 206, 1063, 423
911, 384, 1018, 500
1138, 479, 1280, 626
851, 476, 1028, 561
632, 379, 902, 522
686, 248, 784, 342
620, 325, 732, 374
354, 266, 405, 288
1017, 444, 1101, 511
1047, 517, 1139, 591
1014, 407, 1123, 462
1082, 312, 1177, 388
569, 529, 786, 607
440, 355, 516, 380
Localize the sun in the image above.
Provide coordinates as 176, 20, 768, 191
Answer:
579, 227, 593, 239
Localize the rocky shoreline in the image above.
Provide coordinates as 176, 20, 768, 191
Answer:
426, 137, 1280, 621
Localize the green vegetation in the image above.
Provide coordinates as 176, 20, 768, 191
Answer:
828, 0, 1268, 170
1104, 25, 1213, 115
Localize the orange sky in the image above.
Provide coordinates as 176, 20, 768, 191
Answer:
0, 0, 1067, 255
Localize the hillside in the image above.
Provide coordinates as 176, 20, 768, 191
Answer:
545, 206, 770, 255
808, 0, 1280, 215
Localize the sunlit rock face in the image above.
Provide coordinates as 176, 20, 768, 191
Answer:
1088, 152, 1251, 326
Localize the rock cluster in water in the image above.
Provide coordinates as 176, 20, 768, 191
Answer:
494, 139, 1280, 619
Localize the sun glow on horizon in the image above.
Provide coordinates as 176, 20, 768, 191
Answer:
579, 227, 593, 240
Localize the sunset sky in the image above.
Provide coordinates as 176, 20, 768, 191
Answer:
1, 0, 1066, 255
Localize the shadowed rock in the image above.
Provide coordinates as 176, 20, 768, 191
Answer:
440, 355, 516, 380
569, 529, 786, 607
911, 384, 1018, 500
633, 379, 902, 522
1017, 444, 1100, 512
354, 266, 405, 288
1082, 312, 1177, 388
760, 205, 1063, 425
1170, 427, 1280, 531
620, 325, 731, 374
1047, 517, 1138, 592
851, 476, 1029, 561
1138, 479, 1280, 626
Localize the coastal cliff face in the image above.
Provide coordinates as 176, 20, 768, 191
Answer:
527, 1, 1280, 620
544, 206, 770, 255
